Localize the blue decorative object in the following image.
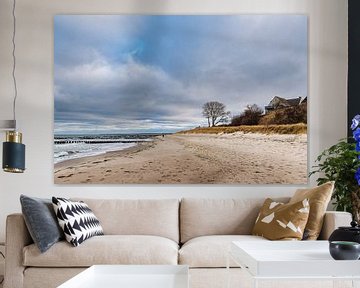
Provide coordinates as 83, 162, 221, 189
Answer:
351, 115, 360, 130
353, 128, 360, 142
356, 168, 360, 186
351, 115, 360, 185
356, 142, 360, 152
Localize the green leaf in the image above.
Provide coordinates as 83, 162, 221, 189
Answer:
310, 139, 360, 215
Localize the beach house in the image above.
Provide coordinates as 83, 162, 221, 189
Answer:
264, 96, 307, 114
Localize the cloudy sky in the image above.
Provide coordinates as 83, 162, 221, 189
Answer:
54, 15, 307, 135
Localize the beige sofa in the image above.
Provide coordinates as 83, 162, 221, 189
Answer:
4, 198, 352, 288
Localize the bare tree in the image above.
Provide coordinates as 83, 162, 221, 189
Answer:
202, 101, 230, 127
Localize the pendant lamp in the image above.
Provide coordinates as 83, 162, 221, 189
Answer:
1, 0, 25, 173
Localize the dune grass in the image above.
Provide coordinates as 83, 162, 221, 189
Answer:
177, 123, 307, 135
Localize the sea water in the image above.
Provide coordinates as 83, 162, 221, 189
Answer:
53, 134, 158, 164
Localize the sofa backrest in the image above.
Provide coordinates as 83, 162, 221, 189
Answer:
73, 198, 180, 243
180, 198, 289, 243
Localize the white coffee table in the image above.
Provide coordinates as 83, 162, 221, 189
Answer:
58, 265, 189, 288
228, 241, 360, 288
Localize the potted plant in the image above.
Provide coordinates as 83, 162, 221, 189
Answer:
310, 115, 360, 222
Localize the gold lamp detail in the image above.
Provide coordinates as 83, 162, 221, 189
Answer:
1, 0, 25, 173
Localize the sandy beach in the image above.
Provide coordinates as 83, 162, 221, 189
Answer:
54, 133, 307, 184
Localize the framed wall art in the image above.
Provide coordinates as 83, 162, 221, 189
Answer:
54, 15, 308, 184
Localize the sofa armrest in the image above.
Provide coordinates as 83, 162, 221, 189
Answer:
4, 214, 32, 288
318, 211, 352, 240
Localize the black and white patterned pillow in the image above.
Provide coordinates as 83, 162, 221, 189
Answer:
52, 197, 104, 247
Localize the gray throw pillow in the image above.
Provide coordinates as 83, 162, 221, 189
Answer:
20, 195, 64, 253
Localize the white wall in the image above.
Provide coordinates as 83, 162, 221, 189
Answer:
0, 0, 348, 242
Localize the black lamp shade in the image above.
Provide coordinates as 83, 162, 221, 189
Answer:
3, 141, 25, 173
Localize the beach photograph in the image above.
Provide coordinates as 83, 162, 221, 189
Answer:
54, 15, 308, 184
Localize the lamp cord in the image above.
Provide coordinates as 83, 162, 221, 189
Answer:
11, 0, 18, 129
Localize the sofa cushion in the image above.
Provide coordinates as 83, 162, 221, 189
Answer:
23, 235, 179, 267
52, 197, 104, 247
20, 195, 64, 253
180, 198, 289, 243
252, 198, 310, 240
179, 235, 267, 268
290, 181, 334, 240
72, 199, 179, 243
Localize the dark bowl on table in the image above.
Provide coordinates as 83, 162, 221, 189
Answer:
329, 241, 360, 260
